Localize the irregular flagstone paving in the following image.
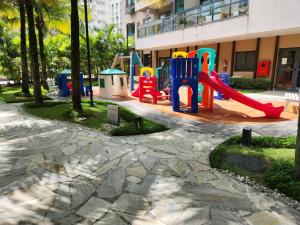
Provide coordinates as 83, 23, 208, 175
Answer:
0, 102, 299, 225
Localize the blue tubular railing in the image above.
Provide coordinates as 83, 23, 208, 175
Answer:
137, 0, 249, 38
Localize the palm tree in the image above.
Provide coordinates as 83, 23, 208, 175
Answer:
71, 0, 82, 112
0, 0, 30, 96
295, 110, 300, 180
25, 0, 43, 105
0, 1, 30, 95
18, 0, 30, 95
35, 0, 70, 91
35, 7, 49, 91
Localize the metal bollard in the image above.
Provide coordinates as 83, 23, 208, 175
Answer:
134, 116, 142, 129
242, 127, 252, 146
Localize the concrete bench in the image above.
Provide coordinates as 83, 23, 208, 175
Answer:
285, 92, 300, 111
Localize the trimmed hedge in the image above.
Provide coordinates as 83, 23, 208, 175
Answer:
210, 136, 300, 201
230, 77, 271, 90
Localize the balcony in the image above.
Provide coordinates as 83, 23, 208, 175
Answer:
137, 0, 249, 38
126, 3, 135, 15
135, 0, 173, 12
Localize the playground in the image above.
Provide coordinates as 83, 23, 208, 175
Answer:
90, 48, 298, 125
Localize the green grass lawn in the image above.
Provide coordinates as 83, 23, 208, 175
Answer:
210, 136, 300, 201
236, 89, 265, 94
0, 86, 50, 103
23, 100, 168, 136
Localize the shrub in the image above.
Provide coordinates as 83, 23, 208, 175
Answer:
230, 77, 271, 90
264, 161, 300, 201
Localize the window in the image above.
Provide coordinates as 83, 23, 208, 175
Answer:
235, 51, 257, 72
143, 17, 151, 24
127, 23, 135, 36
143, 54, 152, 67
159, 11, 171, 19
120, 78, 124, 87
99, 78, 105, 88
175, 0, 184, 14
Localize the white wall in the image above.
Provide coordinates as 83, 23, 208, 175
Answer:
136, 0, 300, 50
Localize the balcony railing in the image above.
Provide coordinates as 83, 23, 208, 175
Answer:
135, 0, 172, 11
137, 0, 249, 38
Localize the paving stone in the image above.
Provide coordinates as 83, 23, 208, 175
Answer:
139, 155, 157, 171
1, 102, 300, 225
64, 163, 99, 180
94, 212, 127, 225
95, 158, 120, 175
96, 167, 125, 199
62, 145, 76, 156
45, 207, 72, 223
246, 211, 283, 225
53, 183, 71, 209
180, 183, 252, 211
125, 175, 156, 195
120, 212, 166, 225
28, 184, 56, 200
111, 193, 150, 214
34, 167, 70, 185
0, 175, 40, 195
126, 165, 147, 178
119, 152, 139, 167
41, 160, 67, 176
6, 188, 38, 204
167, 159, 190, 177
76, 197, 111, 221
211, 208, 246, 225
59, 214, 83, 225
126, 176, 142, 184
145, 150, 176, 159
70, 178, 96, 209
150, 161, 169, 176
187, 160, 210, 171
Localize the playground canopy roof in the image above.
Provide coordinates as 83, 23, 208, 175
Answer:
99, 69, 127, 76
59, 69, 83, 75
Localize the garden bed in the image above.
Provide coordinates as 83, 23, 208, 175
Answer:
23, 100, 168, 136
210, 136, 300, 202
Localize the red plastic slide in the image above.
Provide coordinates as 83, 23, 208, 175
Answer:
199, 71, 284, 118
132, 87, 140, 97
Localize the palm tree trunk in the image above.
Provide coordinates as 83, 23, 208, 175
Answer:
25, 0, 43, 105
295, 105, 300, 180
71, 0, 82, 112
19, 0, 30, 95
37, 25, 49, 91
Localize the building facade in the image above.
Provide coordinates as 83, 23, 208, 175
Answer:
111, 0, 122, 32
123, 0, 300, 91
90, 0, 122, 31
90, 0, 111, 30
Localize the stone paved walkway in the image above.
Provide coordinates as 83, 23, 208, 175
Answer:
0, 102, 299, 225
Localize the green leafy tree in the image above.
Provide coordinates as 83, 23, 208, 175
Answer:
0, 0, 30, 94
0, 20, 21, 82
44, 34, 71, 74
35, 0, 70, 91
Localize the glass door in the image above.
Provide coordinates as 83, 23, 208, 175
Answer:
276, 48, 298, 90
294, 50, 300, 89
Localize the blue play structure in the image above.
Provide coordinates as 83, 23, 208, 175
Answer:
171, 58, 199, 113
130, 52, 143, 91
215, 73, 230, 100
58, 69, 85, 97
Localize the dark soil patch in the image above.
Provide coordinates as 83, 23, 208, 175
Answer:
225, 153, 267, 173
